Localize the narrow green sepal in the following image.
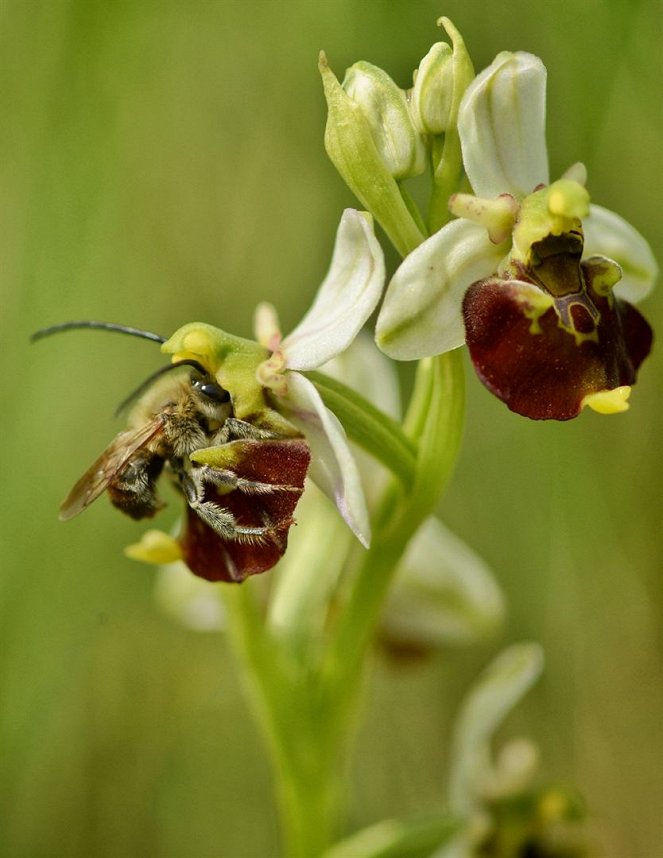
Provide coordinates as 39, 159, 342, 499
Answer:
307, 370, 416, 489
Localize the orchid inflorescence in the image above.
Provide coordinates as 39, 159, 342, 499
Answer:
130, 21, 654, 583
36, 17, 655, 857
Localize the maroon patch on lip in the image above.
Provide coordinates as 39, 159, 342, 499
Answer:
179, 438, 310, 582
570, 302, 596, 333
462, 275, 653, 420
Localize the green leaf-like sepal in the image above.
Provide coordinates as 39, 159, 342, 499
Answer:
319, 52, 426, 257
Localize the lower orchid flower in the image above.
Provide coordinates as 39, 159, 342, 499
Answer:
376, 51, 657, 420
130, 208, 383, 575
38, 208, 384, 583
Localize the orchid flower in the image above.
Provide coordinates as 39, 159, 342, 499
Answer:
376, 51, 657, 420
127, 208, 384, 578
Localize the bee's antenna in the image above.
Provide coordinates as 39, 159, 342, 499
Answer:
31, 320, 167, 344
114, 359, 208, 417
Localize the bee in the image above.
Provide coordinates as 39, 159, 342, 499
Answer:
32, 321, 310, 582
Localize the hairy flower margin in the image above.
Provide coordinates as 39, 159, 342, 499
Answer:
375, 50, 657, 419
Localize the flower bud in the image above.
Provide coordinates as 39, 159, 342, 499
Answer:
411, 18, 474, 135
411, 42, 454, 134
319, 52, 426, 257
342, 61, 426, 180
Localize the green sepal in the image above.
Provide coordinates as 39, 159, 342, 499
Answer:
319, 53, 426, 257
307, 369, 417, 489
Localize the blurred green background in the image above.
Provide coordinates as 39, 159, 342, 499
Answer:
3, 0, 662, 855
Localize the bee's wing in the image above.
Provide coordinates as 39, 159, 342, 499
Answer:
59, 420, 164, 521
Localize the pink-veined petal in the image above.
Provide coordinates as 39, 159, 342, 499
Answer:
254, 302, 282, 351
583, 204, 658, 304
282, 209, 385, 371
382, 517, 505, 650
280, 371, 370, 547
458, 51, 549, 199
375, 218, 504, 360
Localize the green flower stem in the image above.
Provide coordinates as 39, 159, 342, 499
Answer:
318, 350, 465, 749
307, 370, 417, 488
427, 129, 464, 234
223, 352, 464, 856
225, 42, 472, 851
222, 582, 341, 857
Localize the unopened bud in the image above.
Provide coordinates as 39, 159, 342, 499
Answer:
343, 61, 426, 180
411, 18, 474, 135
411, 42, 454, 134
319, 52, 426, 257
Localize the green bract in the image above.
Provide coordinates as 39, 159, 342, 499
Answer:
319, 52, 426, 257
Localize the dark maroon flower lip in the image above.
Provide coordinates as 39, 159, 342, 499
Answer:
179, 438, 310, 582
462, 251, 653, 421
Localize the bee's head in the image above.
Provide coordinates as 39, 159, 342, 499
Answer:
115, 359, 232, 421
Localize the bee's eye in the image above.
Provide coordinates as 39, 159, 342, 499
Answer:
193, 377, 231, 404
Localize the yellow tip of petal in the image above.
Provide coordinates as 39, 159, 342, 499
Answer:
582, 386, 631, 414
124, 530, 183, 565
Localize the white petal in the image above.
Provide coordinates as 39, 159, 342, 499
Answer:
381, 517, 505, 649
458, 51, 549, 198
282, 209, 385, 370
253, 302, 282, 351
449, 642, 544, 815
321, 333, 401, 507
375, 218, 504, 360
280, 371, 371, 547
583, 204, 658, 303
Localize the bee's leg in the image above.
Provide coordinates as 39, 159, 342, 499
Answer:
180, 471, 284, 543
211, 418, 278, 445
195, 464, 300, 496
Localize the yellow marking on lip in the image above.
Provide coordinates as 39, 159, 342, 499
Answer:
582, 386, 631, 414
